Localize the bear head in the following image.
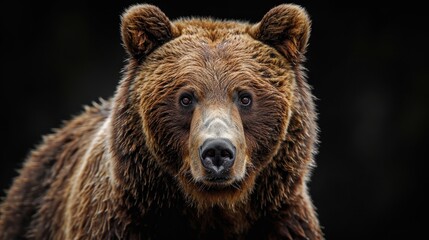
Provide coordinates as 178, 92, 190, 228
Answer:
112, 3, 313, 209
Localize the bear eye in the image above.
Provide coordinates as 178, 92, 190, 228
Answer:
180, 94, 193, 107
238, 94, 252, 107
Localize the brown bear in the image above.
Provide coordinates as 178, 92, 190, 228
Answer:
0, 3, 323, 240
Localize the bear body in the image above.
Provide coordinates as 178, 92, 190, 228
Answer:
0, 4, 323, 239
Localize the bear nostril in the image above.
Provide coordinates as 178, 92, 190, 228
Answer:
206, 149, 215, 158
221, 149, 231, 159
199, 138, 236, 173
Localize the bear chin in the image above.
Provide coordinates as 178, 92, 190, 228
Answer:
178, 169, 257, 207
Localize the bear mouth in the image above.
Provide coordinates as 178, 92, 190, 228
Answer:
206, 176, 230, 182
178, 168, 257, 205
203, 176, 233, 185
197, 178, 242, 192
202, 168, 235, 185
182, 170, 241, 189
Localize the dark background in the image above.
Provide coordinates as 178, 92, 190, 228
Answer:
1, 0, 427, 239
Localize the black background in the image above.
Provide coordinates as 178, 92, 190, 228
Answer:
1, 0, 428, 239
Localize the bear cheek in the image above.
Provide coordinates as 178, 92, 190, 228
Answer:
240, 92, 292, 171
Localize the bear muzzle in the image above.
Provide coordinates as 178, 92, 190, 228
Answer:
188, 103, 247, 186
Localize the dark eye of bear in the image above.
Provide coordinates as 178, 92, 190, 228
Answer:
239, 94, 252, 107
180, 94, 193, 107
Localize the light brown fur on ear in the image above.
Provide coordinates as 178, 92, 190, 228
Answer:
249, 4, 311, 64
120, 4, 177, 60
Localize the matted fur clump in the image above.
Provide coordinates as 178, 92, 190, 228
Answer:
0, 3, 323, 239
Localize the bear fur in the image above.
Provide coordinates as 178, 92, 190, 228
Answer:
0, 3, 323, 240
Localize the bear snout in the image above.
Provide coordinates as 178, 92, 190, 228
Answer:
199, 138, 236, 182
188, 104, 248, 185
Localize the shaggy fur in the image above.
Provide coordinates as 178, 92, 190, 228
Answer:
0, 3, 323, 239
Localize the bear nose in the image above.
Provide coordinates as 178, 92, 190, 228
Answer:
199, 138, 236, 177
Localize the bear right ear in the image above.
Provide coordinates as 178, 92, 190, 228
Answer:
249, 4, 311, 64
120, 4, 176, 60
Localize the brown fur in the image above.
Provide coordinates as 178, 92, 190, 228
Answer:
0, 4, 323, 239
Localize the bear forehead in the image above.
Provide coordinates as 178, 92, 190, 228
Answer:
174, 18, 250, 38
148, 18, 291, 76
170, 18, 276, 58
137, 18, 295, 96
146, 43, 291, 93
168, 18, 262, 59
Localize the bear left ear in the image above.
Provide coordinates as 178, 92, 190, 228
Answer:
249, 4, 311, 64
120, 4, 177, 60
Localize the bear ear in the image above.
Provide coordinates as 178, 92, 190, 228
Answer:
120, 4, 176, 60
249, 4, 311, 64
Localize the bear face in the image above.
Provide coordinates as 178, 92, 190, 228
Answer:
119, 4, 311, 208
